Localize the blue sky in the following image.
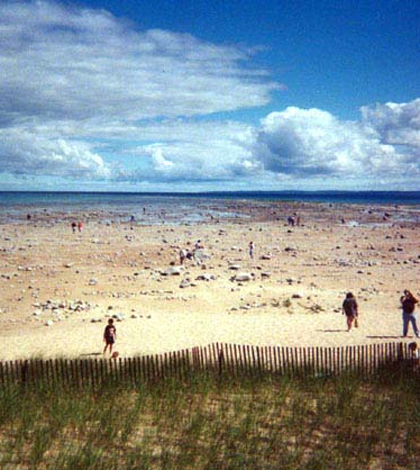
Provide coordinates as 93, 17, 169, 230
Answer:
0, 0, 419, 191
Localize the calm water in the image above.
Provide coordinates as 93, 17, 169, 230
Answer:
1, 191, 420, 206
0, 191, 419, 224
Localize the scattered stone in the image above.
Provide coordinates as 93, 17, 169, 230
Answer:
228, 264, 241, 270
112, 313, 124, 321
179, 278, 190, 288
161, 266, 183, 276
231, 272, 253, 282
261, 272, 271, 278
260, 254, 271, 260
196, 274, 216, 281
45, 320, 54, 326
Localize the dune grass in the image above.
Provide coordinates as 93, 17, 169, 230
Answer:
0, 366, 420, 469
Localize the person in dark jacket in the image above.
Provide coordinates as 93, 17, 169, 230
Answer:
342, 292, 358, 332
400, 290, 419, 338
103, 318, 117, 354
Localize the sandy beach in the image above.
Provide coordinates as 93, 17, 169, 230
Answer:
1, 199, 419, 360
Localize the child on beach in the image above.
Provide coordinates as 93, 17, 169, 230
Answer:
400, 290, 419, 338
342, 292, 359, 332
103, 318, 117, 354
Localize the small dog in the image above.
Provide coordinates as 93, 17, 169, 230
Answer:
111, 351, 119, 359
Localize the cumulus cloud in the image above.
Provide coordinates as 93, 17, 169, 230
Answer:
253, 105, 419, 182
115, 120, 259, 182
0, 129, 111, 179
360, 99, 420, 149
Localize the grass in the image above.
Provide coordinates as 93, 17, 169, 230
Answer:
0, 366, 420, 469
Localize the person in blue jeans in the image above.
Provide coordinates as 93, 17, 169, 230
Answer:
401, 290, 419, 338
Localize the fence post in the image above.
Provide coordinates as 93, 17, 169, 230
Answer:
218, 347, 224, 377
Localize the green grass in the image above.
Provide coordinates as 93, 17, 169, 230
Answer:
0, 367, 420, 469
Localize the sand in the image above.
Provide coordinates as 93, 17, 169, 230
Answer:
1, 200, 419, 360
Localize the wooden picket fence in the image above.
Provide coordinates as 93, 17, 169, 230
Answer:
0, 342, 415, 389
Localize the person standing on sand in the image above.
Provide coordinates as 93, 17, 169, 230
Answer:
71, 221, 77, 233
77, 221, 83, 232
179, 248, 187, 265
400, 290, 419, 338
342, 292, 358, 332
103, 318, 117, 354
249, 241, 254, 259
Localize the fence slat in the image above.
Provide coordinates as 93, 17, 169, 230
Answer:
0, 341, 414, 387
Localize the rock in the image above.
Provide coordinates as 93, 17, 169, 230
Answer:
45, 320, 54, 326
292, 293, 303, 299
228, 264, 241, 270
232, 272, 253, 282
261, 272, 271, 278
179, 278, 191, 289
131, 314, 139, 319
161, 266, 183, 276
196, 274, 216, 281
89, 278, 98, 286
284, 246, 297, 252
112, 313, 124, 321
260, 254, 271, 260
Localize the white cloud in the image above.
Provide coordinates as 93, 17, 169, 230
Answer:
116, 120, 259, 182
360, 99, 420, 149
0, 1, 418, 190
0, 128, 111, 179
0, 0, 279, 126
253, 105, 419, 183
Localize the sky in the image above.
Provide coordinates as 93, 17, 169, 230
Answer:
1, 0, 419, 192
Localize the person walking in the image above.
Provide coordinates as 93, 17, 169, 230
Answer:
342, 292, 359, 332
401, 290, 419, 338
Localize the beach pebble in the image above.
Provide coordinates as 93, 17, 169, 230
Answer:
196, 274, 216, 281
228, 264, 241, 270
260, 254, 271, 260
89, 278, 98, 286
112, 313, 124, 321
232, 272, 253, 282
45, 320, 54, 326
161, 266, 183, 276
179, 278, 191, 289
261, 272, 271, 278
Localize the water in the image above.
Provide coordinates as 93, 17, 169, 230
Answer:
1, 190, 420, 206
1, 191, 420, 224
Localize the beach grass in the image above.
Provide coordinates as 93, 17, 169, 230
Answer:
0, 366, 420, 469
